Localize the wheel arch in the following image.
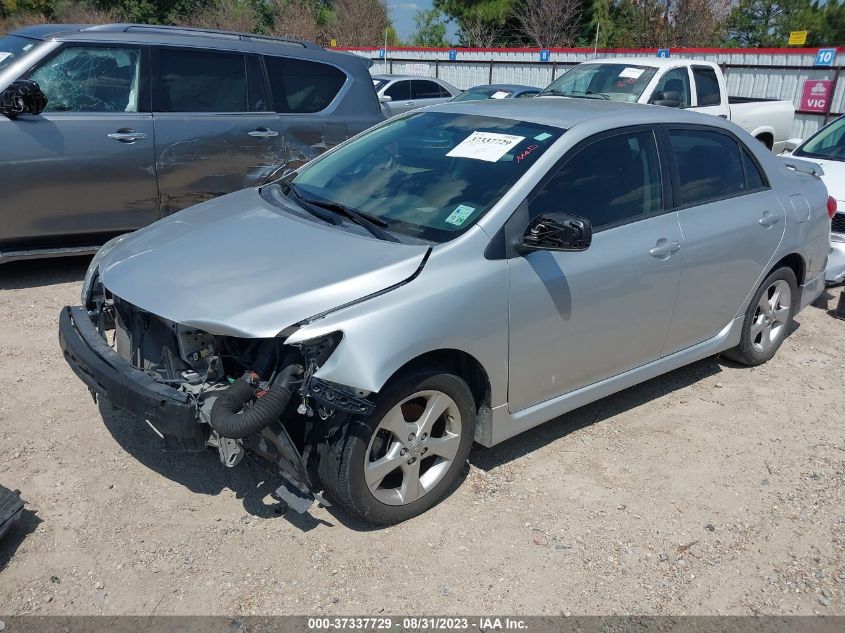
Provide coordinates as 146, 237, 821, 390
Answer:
769, 252, 806, 288
385, 348, 492, 417
753, 129, 774, 150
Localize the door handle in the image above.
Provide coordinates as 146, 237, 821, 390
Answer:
108, 129, 147, 143
405, 102, 414, 106
248, 128, 279, 139
758, 211, 780, 228
649, 239, 681, 258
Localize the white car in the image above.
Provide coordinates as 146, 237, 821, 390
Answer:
789, 116, 845, 285
539, 58, 796, 152
372, 74, 461, 116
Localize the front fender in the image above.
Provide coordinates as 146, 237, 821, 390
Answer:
285, 228, 510, 407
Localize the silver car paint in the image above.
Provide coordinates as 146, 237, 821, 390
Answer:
98, 99, 830, 448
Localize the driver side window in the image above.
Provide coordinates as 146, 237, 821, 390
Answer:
651, 68, 691, 108
28, 46, 141, 113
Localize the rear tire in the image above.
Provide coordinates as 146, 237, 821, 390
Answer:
723, 267, 797, 366
318, 366, 475, 525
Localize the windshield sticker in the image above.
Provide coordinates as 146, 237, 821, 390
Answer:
516, 144, 539, 163
490, 90, 511, 99
444, 204, 476, 226
534, 132, 553, 141
619, 67, 645, 79
447, 131, 526, 162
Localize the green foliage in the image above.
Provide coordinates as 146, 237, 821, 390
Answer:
410, 8, 448, 46
726, 0, 843, 47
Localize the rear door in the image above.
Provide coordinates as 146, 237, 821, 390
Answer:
411, 79, 453, 109
690, 65, 729, 119
662, 126, 784, 353
151, 46, 285, 215
0, 43, 158, 250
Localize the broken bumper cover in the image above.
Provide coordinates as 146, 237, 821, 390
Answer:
58, 306, 198, 439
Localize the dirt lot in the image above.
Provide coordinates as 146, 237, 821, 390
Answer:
0, 257, 843, 616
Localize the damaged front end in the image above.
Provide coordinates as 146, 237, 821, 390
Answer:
59, 274, 374, 514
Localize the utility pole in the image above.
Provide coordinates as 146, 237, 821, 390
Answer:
594, 22, 600, 58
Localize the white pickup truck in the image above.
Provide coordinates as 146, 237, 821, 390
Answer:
539, 57, 796, 152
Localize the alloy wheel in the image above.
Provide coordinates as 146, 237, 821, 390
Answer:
751, 279, 791, 354
364, 390, 462, 506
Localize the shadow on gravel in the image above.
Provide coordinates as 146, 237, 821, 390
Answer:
98, 401, 334, 531
0, 256, 91, 290
0, 507, 42, 572
471, 356, 724, 471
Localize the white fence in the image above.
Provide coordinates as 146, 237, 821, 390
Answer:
343, 46, 844, 140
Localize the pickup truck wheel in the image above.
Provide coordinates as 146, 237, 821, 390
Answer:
723, 267, 797, 366
318, 367, 475, 524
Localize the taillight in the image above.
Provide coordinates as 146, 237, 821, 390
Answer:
828, 196, 838, 219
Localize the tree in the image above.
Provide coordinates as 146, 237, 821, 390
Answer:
514, 0, 581, 47
435, 0, 521, 45
410, 8, 449, 46
726, 0, 814, 47
459, 14, 501, 46
179, 0, 261, 32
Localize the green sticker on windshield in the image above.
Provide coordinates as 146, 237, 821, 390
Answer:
534, 132, 552, 141
445, 204, 476, 226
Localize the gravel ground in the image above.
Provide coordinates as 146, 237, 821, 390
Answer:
0, 257, 843, 616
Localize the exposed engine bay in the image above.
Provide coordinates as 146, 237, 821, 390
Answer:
85, 278, 375, 514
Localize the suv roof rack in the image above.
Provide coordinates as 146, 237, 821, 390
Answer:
81, 23, 319, 49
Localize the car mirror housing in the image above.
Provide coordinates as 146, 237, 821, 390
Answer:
0, 80, 48, 119
378, 95, 392, 103
650, 91, 681, 108
520, 212, 592, 253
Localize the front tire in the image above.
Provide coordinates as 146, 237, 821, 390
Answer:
319, 366, 476, 524
723, 267, 797, 366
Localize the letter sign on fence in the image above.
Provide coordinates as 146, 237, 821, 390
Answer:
449, 49, 457, 61
539, 49, 550, 62
657, 48, 671, 58
800, 79, 833, 113
814, 48, 836, 67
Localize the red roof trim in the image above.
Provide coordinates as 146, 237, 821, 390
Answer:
338, 46, 841, 55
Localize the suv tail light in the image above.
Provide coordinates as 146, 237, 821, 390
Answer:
829, 196, 838, 219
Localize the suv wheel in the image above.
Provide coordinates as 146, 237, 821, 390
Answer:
723, 267, 797, 366
319, 367, 475, 524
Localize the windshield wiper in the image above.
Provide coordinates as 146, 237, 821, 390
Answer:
287, 184, 341, 226
291, 187, 399, 242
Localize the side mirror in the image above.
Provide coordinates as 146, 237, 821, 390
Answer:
0, 80, 48, 118
521, 212, 592, 252
650, 91, 681, 108
378, 95, 392, 103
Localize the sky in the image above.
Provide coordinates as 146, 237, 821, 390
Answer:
389, 1, 460, 44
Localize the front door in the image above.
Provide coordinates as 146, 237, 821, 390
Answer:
0, 44, 158, 249
661, 126, 785, 353
507, 127, 683, 412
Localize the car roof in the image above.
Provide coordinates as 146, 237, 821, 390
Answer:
372, 74, 448, 81
8, 23, 380, 69
584, 56, 717, 69
464, 83, 539, 92
428, 96, 737, 131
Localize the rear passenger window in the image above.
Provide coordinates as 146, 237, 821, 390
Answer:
692, 66, 721, 106
668, 129, 746, 205
157, 48, 247, 112
384, 80, 410, 101
530, 129, 663, 229
264, 56, 346, 113
742, 148, 768, 191
413, 80, 449, 99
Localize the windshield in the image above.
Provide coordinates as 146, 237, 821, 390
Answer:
540, 63, 658, 103
796, 117, 845, 162
287, 111, 564, 242
373, 78, 388, 92
453, 87, 513, 102
0, 35, 39, 71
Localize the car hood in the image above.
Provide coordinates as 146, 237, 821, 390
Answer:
98, 188, 430, 338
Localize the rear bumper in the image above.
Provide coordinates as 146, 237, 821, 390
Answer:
825, 236, 845, 285
58, 306, 199, 439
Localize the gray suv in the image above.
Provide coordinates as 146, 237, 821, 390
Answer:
0, 23, 384, 262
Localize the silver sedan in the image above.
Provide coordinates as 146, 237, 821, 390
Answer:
61, 99, 830, 524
